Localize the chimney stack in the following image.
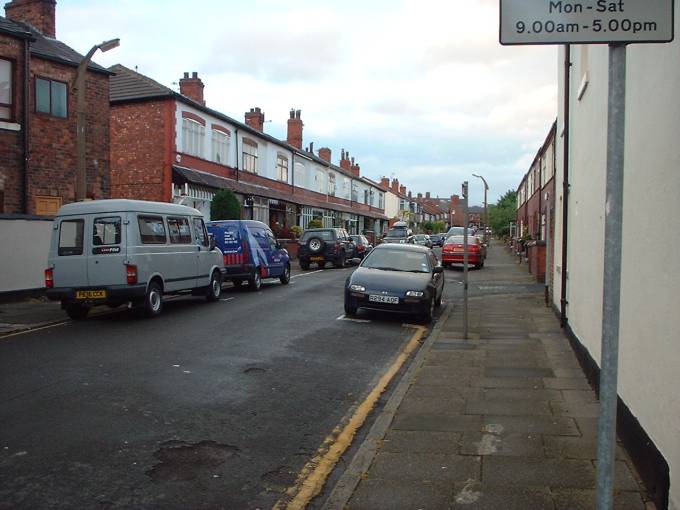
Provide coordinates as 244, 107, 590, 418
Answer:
400, 185, 407, 196
179, 72, 205, 105
380, 177, 390, 188
391, 178, 400, 194
287, 109, 303, 149
244, 107, 265, 132
417, 193, 423, 200
5, 0, 56, 38
319, 147, 332, 162
340, 149, 351, 171
426, 192, 431, 199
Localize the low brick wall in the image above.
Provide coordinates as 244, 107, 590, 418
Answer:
527, 241, 546, 283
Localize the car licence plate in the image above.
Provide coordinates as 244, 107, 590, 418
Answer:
369, 295, 399, 304
76, 290, 107, 300
453, 247, 463, 252
310, 256, 324, 261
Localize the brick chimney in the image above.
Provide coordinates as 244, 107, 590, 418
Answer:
245, 107, 265, 132
318, 147, 331, 162
287, 109, 303, 149
391, 178, 400, 194
350, 157, 360, 178
380, 177, 390, 188
340, 149, 351, 171
417, 193, 423, 200
426, 192, 431, 199
5, 0, 56, 37
179, 72, 205, 105
399, 185, 407, 196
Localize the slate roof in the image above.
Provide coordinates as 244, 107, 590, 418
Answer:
109, 63, 175, 102
0, 15, 109, 74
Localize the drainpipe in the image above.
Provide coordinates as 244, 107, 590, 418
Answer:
235, 127, 239, 182
560, 44, 571, 327
22, 38, 30, 214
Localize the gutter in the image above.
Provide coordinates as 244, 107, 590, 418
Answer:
560, 44, 571, 327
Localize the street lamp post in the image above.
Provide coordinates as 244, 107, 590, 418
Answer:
73, 38, 120, 201
472, 174, 489, 244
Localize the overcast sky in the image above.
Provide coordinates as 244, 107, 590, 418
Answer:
57, 0, 557, 206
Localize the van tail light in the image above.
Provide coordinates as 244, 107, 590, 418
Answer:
44, 268, 54, 289
125, 264, 138, 285
242, 241, 249, 263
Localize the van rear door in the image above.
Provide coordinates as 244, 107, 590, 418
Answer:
53, 216, 89, 288
87, 215, 127, 289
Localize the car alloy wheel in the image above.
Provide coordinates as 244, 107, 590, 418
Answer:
206, 270, 222, 302
144, 282, 163, 318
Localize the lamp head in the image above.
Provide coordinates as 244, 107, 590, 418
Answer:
98, 38, 120, 52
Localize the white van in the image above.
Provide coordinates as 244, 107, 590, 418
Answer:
45, 199, 224, 319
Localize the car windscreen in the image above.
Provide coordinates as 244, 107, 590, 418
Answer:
385, 229, 408, 238
301, 230, 334, 242
362, 248, 431, 273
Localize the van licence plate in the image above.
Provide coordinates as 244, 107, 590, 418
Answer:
310, 256, 324, 261
369, 295, 399, 304
76, 290, 107, 300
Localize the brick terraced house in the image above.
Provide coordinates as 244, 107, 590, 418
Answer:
0, 0, 111, 215
109, 65, 389, 235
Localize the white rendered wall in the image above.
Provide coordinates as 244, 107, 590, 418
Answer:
0, 219, 53, 293
555, 8, 680, 506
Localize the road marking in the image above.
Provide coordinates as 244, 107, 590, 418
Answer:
273, 324, 428, 510
335, 314, 371, 323
220, 297, 235, 302
290, 270, 323, 279
0, 321, 68, 340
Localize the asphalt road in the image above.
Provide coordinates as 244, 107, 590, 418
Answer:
0, 262, 451, 510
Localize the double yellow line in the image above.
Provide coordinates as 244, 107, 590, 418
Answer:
273, 324, 427, 510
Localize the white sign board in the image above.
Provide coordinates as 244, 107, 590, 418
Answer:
500, 0, 674, 45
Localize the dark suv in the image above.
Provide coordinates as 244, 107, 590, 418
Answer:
298, 228, 356, 269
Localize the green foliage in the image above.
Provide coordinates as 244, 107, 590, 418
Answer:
432, 221, 446, 233
210, 189, 241, 220
421, 221, 434, 233
307, 219, 323, 229
488, 190, 518, 238
290, 225, 303, 238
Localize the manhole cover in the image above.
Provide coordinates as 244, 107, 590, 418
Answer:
147, 440, 240, 482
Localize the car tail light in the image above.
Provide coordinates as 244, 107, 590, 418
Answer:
470, 245, 480, 252
223, 254, 229, 266
126, 264, 138, 285
44, 268, 54, 289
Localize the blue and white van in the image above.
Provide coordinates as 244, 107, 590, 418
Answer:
207, 220, 290, 290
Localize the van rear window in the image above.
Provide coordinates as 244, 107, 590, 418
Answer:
138, 216, 166, 244
93, 217, 121, 246
58, 219, 84, 256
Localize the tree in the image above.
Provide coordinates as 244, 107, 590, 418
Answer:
488, 190, 517, 238
210, 189, 241, 220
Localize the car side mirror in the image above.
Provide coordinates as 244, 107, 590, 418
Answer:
433, 266, 444, 274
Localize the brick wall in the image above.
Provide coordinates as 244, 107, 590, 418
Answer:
0, 34, 25, 213
27, 58, 110, 213
110, 99, 174, 202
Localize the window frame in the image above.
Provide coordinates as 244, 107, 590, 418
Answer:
35, 76, 68, 118
276, 153, 289, 182
192, 217, 209, 247
58, 219, 84, 256
211, 128, 230, 165
242, 138, 259, 174
167, 216, 193, 244
137, 215, 167, 245
93, 216, 122, 246
0, 58, 14, 121
182, 118, 205, 158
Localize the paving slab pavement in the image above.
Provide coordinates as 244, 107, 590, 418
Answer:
324, 241, 652, 510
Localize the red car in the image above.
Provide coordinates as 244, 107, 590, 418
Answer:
442, 235, 484, 269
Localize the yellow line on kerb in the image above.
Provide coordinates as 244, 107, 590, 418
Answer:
273, 324, 427, 510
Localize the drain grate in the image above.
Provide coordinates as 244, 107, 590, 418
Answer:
146, 440, 240, 482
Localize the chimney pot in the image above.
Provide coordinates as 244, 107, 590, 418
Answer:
192, 72, 198, 78
295, 109, 301, 119
184, 72, 189, 79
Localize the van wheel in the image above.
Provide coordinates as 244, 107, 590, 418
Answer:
206, 270, 222, 302
280, 264, 291, 285
65, 302, 89, 320
144, 281, 163, 318
249, 268, 262, 291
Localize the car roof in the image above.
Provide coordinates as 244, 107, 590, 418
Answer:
373, 243, 430, 253
55, 199, 201, 217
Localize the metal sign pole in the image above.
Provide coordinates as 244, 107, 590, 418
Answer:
462, 181, 469, 340
596, 43, 626, 510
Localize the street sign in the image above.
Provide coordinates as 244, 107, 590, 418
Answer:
500, 0, 674, 45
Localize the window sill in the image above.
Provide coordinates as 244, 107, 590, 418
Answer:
0, 121, 21, 131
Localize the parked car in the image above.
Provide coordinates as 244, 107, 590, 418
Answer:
207, 220, 290, 290
349, 234, 373, 259
429, 234, 445, 247
382, 223, 413, 244
45, 199, 224, 319
298, 228, 356, 269
344, 243, 444, 323
410, 234, 433, 248
445, 226, 466, 239
441, 235, 485, 269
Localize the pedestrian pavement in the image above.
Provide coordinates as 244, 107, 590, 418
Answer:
324, 241, 653, 510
